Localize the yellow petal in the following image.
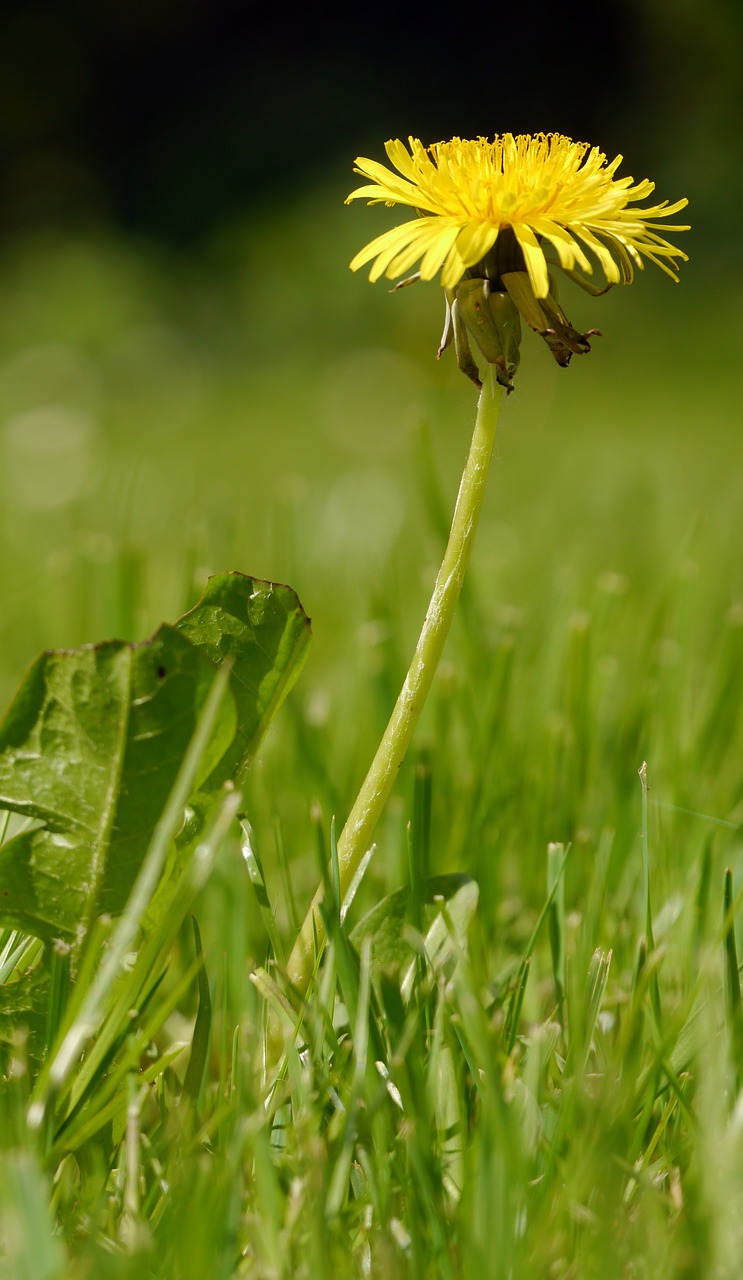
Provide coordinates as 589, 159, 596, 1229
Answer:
441, 247, 467, 290
528, 218, 592, 275
385, 223, 456, 279
572, 226, 623, 284
418, 223, 464, 279
512, 225, 550, 298
349, 222, 426, 276
453, 221, 499, 269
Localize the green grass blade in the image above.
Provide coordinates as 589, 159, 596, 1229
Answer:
182, 916, 212, 1107
723, 866, 742, 1064
547, 841, 566, 1030
409, 752, 432, 933
239, 817, 286, 966
639, 761, 662, 1031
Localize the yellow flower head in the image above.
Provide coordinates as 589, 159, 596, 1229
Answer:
346, 134, 689, 299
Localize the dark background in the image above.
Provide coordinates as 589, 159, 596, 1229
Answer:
0, 0, 738, 246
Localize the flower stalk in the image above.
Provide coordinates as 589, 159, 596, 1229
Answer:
279, 130, 689, 1019
285, 368, 503, 994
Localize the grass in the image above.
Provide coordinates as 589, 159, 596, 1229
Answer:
1, 179, 743, 1276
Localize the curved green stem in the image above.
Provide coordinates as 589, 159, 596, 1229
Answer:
286, 368, 504, 992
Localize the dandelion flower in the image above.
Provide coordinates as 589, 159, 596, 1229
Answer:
346, 134, 689, 389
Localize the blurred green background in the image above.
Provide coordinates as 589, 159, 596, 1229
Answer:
0, 0, 741, 923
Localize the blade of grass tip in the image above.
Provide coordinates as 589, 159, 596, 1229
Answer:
632, 934, 648, 998
217, 951, 230, 1143
547, 842, 567, 1031
330, 816, 341, 925
251, 968, 292, 1070
230, 1024, 240, 1102
272, 814, 358, 1064
306, 803, 333, 932
315, 940, 338, 1052
330, 878, 387, 1075
575, 948, 613, 1079
624, 1091, 679, 1205
311, 800, 328, 890
400, 883, 478, 1004
182, 917, 212, 1108
32, 914, 113, 1151
401, 754, 432, 1005
723, 867, 742, 1061
409, 752, 432, 935
692, 833, 714, 966
538, 947, 614, 1196
352, 933, 373, 1090
324, 911, 359, 1035
638, 762, 654, 947
505, 958, 531, 1056
638, 761, 662, 1030
124, 1072, 141, 1222
428, 985, 464, 1201
28, 660, 234, 1133
263, 812, 337, 1070
628, 1027, 696, 1173
325, 935, 373, 1219
577, 826, 613, 977
554, 949, 613, 1103
506, 845, 569, 1050
44, 941, 71, 1060
618, 938, 649, 1138
239, 818, 286, 967
339, 844, 376, 924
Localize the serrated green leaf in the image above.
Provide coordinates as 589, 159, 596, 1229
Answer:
0, 626, 237, 943
0, 572, 310, 949
175, 572, 311, 787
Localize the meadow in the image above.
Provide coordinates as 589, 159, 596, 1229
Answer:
1, 174, 743, 1277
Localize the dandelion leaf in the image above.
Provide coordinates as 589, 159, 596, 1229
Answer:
0, 573, 311, 944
